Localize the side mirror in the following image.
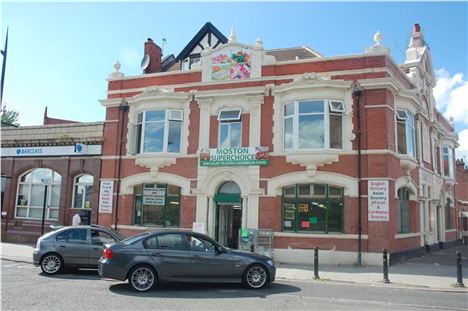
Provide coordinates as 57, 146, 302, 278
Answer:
216, 246, 228, 254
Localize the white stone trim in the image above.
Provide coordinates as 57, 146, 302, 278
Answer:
120, 172, 191, 195
395, 175, 418, 200
274, 232, 368, 239
267, 171, 358, 197
273, 249, 382, 266
394, 232, 421, 239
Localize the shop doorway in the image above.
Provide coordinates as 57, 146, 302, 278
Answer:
214, 182, 242, 249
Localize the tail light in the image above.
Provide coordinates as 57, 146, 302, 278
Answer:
103, 248, 113, 260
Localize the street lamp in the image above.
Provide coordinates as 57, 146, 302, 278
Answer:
40, 177, 51, 235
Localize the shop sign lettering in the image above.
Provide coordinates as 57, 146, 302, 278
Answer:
199, 147, 269, 166
98, 180, 114, 214
368, 179, 389, 221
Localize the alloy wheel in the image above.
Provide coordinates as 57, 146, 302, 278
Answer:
41, 255, 61, 274
246, 265, 267, 289
130, 267, 155, 292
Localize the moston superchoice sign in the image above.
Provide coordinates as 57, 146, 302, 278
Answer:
199, 147, 269, 166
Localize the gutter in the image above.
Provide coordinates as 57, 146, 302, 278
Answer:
114, 102, 129, 231
353, 83, 363, 266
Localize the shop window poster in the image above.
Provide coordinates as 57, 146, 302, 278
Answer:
212, 50, 251, 81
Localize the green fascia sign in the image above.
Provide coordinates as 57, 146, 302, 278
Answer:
200, 147, 269, 167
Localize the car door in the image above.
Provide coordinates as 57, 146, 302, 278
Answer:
187, 234, 235, 280
89, 229, 118, 265
55, 228, 90, 266
144, 233, 190, 281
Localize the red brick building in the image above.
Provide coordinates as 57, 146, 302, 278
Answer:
95, 23, 462, 265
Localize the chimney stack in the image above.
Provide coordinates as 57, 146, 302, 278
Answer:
144, 38, 162, 74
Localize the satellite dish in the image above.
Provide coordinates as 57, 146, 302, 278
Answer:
141, 54, 150, 71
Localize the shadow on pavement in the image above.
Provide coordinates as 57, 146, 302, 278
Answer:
39, 268, 102, 280
109, 282, 301, 299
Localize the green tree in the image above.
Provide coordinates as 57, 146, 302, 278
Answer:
1, 104, 20, 126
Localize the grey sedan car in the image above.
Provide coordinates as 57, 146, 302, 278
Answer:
98, 230, 276, 291
33, 225, 125, 275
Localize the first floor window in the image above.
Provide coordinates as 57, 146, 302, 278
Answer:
218, 109, 242, 148
132, 110, 183, 154
442, 146, 454, 178
16, 168, 61, 220
72, 175, 94, 209
397, 187, 410, 233
283, 100, 344, 151
396, 110, 415, 157
133, 183, 180, 227
282, 184, 343, 233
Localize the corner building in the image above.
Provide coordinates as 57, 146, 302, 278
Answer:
99, 23, 460, 265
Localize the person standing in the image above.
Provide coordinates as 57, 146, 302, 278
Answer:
72, 210, 81, 226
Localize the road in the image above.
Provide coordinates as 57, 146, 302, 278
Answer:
1, 259, 467, 311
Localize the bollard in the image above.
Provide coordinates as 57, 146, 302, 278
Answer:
314, 246, 320, 280
250, 244, 255, 253
383, 249, 390, 284
456, 251, 465, 288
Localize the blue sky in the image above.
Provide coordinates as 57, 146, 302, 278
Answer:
1, 2, 468, 157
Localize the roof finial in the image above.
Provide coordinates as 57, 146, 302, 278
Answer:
229, 27, 237, 43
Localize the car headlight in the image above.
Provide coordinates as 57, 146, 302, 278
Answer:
266, 259, 274, 266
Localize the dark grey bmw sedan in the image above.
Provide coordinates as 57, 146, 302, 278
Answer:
99, 230, 276, 291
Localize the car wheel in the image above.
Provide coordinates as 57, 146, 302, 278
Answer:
243, 264, 268, 289
40, 253, 63, 275
129, 265, 157, 292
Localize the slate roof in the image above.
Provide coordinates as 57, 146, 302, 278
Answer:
266, 46, 323, 61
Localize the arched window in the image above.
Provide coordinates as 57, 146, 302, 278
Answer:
282, 183, 344, 233
16, 168, 61, 220
72, 175, 94, 209
397, 187, 410, 233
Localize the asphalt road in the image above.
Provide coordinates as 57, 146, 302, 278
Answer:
1, 259, 467, 311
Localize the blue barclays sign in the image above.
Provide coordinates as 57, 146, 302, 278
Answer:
1, 145, 102, 157
16, 148, 44, 156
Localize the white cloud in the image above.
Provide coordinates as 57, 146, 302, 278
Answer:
118, 47, 140, 74
434, 68, 468, 124
456, 129, 468, 162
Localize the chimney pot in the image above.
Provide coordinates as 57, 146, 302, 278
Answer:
414, 24, 421, 33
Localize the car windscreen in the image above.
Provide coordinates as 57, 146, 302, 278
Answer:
107, 229, 126, 241
121, 232, 151, 245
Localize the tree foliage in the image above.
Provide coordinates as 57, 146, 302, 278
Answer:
1, 104, 20, 126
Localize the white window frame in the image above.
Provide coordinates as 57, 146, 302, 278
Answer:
71, 174, 94, 209
396, 109, 416, 158
15, 169, 61, 220
442, 146, 454, 178
218, 121, 242, 148
283, 100, 344, 151
137, 109, 183, 154
218, 109, 242, 122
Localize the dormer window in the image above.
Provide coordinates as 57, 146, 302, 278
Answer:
181, 56, 201, 71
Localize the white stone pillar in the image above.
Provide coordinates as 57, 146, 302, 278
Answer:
247, 194, 259, 228
241, 195, 248, 228
196, 194, 208, 225
247, 95, 263, 147
207, 195, 214, 238
197, 98, 213, 150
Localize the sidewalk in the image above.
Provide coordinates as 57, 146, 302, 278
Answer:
2, 242, 467, 292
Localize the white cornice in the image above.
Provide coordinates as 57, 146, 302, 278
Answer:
126, 86, 189, 105
99, 98, 125, 108
273, 72, 352, 95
